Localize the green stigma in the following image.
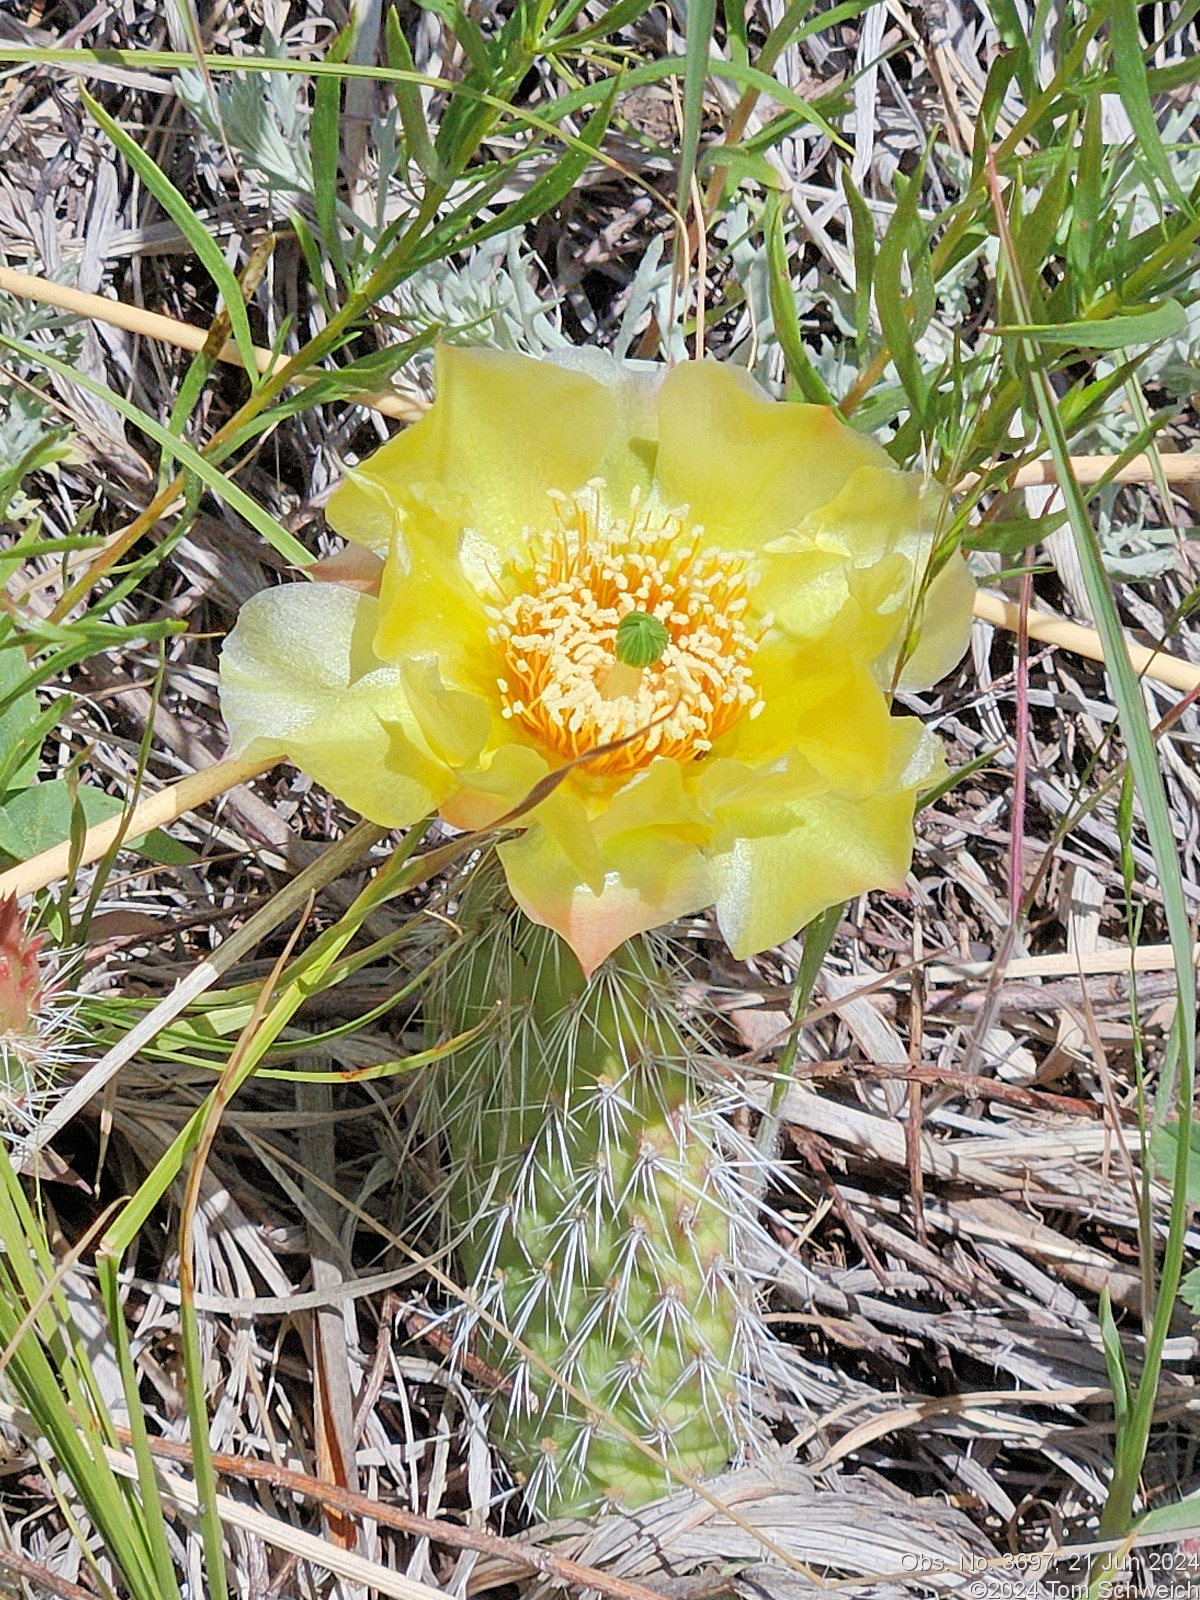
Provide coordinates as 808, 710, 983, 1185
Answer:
615, 610, 669, 668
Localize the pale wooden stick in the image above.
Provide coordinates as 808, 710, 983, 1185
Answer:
929, 944, 1198, 983
0, 755, 275, 899
958, 453, 1200, 491
973, 588, 1200, 695
0, 266, 426, 423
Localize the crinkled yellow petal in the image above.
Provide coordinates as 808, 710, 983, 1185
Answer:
326, 345, 620, 553
709, 716, 941, 956
716, 633, 894, 792
220, 584, 450, 826
795, 464, 922, 566
499, 821, 714, 978
529, 788, 606, 895
374, 526, 498, 694
398, 659, 492, 769
592, 758, 711, 844
711, 787, 913, 958
896, 552, 977, 690
655, 361, 890, 546
696, 753, 827, 816
751, 545, 853, 641
547, 348, 664, 506
440, 743, 550, 832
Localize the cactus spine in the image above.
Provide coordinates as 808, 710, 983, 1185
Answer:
424, 863, 758, 1517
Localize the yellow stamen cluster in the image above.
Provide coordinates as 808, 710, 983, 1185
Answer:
490, 486, 761, 777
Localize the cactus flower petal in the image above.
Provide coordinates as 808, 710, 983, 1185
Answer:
327, 344, 646, 555
220, 348, 974, 968
500, 758, 716, 975
709, 722, 943, 957
220, 582, 454, 826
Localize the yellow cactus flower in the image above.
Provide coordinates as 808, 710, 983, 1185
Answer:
220, 347, 974, 974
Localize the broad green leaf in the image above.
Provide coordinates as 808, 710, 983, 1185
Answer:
0, 645, 42, 793
0, 780, 192, 864
1150, 1120, 1200, 1203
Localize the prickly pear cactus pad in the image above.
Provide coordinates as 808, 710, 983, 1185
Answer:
418, 862, 763, 1516
218, 347, 975, 1515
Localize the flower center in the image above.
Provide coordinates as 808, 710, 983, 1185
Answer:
489, 485, 762, 778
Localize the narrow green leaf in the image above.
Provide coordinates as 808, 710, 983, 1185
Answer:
289, 208, 331, 315
547, 0, 653, 50
1106, 0, 1190, 212
764, 194, 837, 407
722, 0, 749, 67
678, 0, 716, 211
995, 299, 1188, 348
1097, 1286, 1131, 1430
841, 166, 876, 355
417, 0, 492, 73
457, 78, 618, 249
1135, 1488, 1200, 1536
80, 88, 258, 380
385, 10, 442, 179
710, 57, 847, 150
874, 142, 934, 424
964, 509, 1068, 554
761, 0, 870, 68
312, 27, 351, 286
1066, 91, 1105, 298
697, 144, 783, 193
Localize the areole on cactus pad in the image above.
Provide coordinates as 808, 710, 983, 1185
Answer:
218, 346, 975, 1515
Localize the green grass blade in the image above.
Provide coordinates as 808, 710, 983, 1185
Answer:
0, 334, 310, 566
987, 159, 1196, 1588
79, 89, 260, 380
96, 1253, 181, 1600
0, 1160, 166, 1599
1106, 0, 1190, 212
678, 0, 716, 212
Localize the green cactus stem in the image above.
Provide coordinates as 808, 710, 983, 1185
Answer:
422, 863, 759, 1518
